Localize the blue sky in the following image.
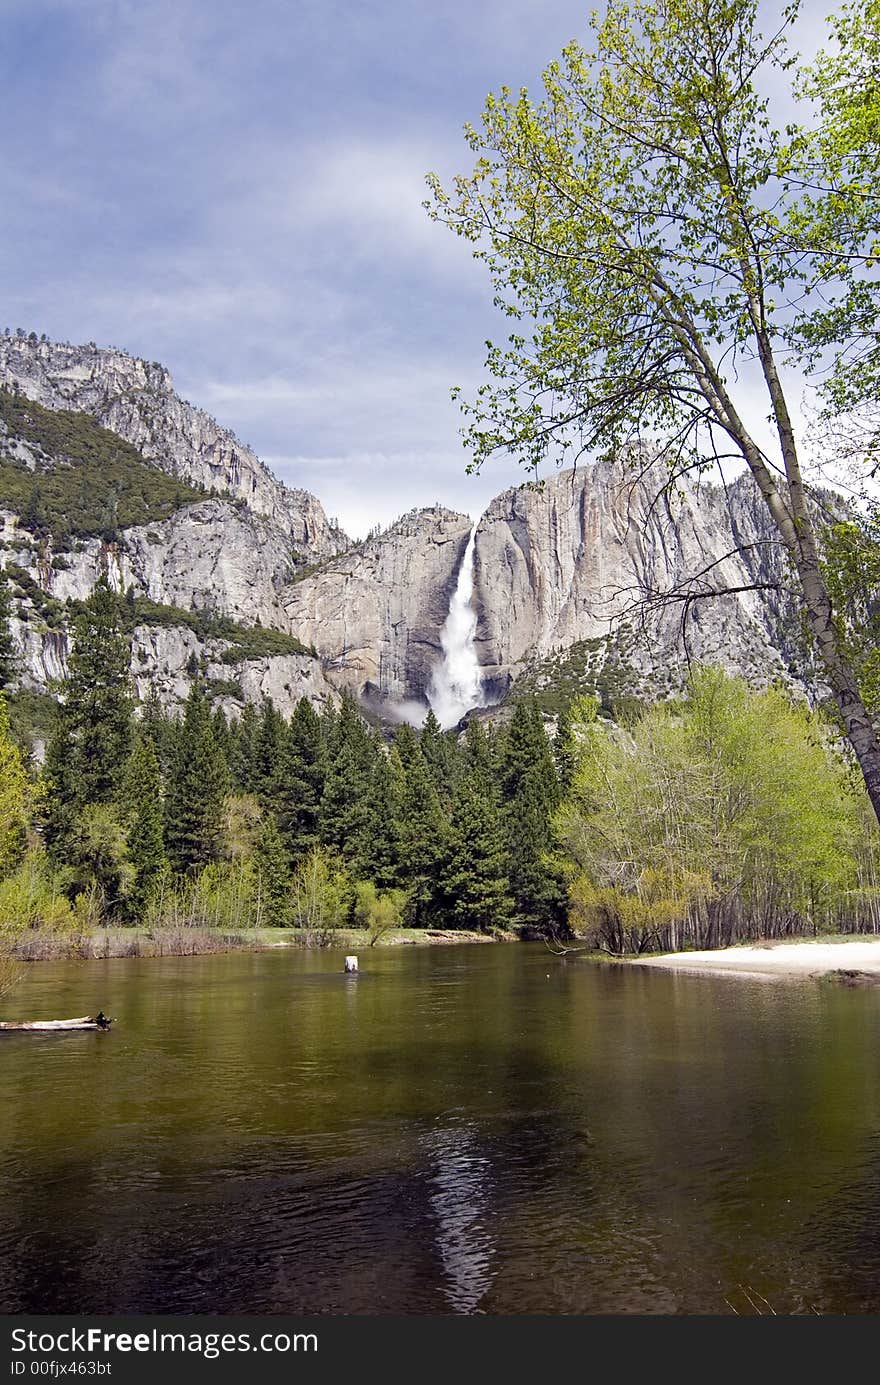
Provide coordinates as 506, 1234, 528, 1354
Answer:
0, 1, 830, 537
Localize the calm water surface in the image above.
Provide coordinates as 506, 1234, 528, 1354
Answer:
2, 943, 880, 1314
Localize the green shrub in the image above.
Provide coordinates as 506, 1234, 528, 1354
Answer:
353, 880, 407, 945
0, 851, 79, 936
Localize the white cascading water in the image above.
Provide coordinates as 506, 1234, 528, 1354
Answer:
427, 526, 484, 729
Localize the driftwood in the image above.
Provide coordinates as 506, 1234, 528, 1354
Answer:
0, 1011, 113, 1032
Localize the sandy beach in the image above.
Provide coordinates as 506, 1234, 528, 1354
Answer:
633, 937, 880, 981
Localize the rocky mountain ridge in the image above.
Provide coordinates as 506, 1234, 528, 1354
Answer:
0, 332, 817, 729
0, 334, 346, 559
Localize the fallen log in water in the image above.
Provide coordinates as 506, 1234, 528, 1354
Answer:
0, 1012, 113, 1032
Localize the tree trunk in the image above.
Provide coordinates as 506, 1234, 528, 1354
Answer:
0, 1014, 112, 1032
673, 288, 880, 830
753, 327, 880, 828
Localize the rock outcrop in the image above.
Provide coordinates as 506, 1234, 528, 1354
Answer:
11, 616, 332, 722
472, 458, 805, 699
280, 506, 473, 704
1, 501, 295, 627
0, 334, 349, 715
0, 334, 346, 560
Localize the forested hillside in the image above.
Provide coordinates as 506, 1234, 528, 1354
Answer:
0, 387, 206, 545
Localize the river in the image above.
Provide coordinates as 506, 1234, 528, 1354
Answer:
2, 943, 880, 1314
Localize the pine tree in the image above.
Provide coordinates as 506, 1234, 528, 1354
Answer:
500, 699, 561, 812
39, 717, 78, 858
393, 720, 419, 768
253, 698, 285, 815
254, 816, 290, 927
499, 699, 564, 931
40, 580, 132, 862
505, 771, 566, 932
463, 716, 494, 778
21, 484, 48, 538
0, 566, 17, 691
139, 687, 173, 772
398, 745, 450, 925
440, 719, 513, 930
320, 697, 377, 871
55, 578, 133, 806
121, 735, 167, 921
361, 747, 405, 890
230, 701, 259, 792
164, 684, 230, 873
420, 708, 456, 794
211, 704, 233, 769
277, 698, 326, 860
442, 765, 514, 931
318, 701, 339, 756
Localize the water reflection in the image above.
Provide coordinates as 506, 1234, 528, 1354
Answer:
3, 947, 880, 1313
424, 1122, 495, 1313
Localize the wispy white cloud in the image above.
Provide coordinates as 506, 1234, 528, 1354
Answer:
268, 448, 523, 538
0, 0, 842, 535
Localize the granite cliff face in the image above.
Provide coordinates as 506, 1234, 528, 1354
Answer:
472, 458, 802, 700
10, 615, 331, 724
273, 457, 805, 715
280, 507, 473, 704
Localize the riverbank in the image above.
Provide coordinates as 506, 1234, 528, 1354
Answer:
632, 935, 880, 981
9, 924, 513, 962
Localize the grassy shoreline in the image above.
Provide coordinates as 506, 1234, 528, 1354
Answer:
9, 924, 516, 963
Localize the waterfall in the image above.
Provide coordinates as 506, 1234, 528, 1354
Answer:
428, 526, 484, 730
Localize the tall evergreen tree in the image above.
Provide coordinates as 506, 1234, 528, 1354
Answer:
420, 708, 456, 795
500, 699, 564, 931
211, 704, 233, 769
320, 697, 377, 871
361, 747, 405, 890
393, 720, 420, 768
318, 700, 340, 756
443, 722, 513, 930
54, 578, 133, 806
254, 816, 291, 927
277, 698, 326, 860
40, 579, 132, 862
121, 735, 167, 921
164, 684, 230, 873
505, 773, 567, 932
253, 698, 285, 815
553, 705, 577, 795
398, 745, 449, 925
139, 686, 173, 773
463, 716, 494, 778
230, 701, 259, 792
501, 700, 556, 805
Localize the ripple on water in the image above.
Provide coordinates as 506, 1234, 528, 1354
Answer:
1, 946, 880, 1313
